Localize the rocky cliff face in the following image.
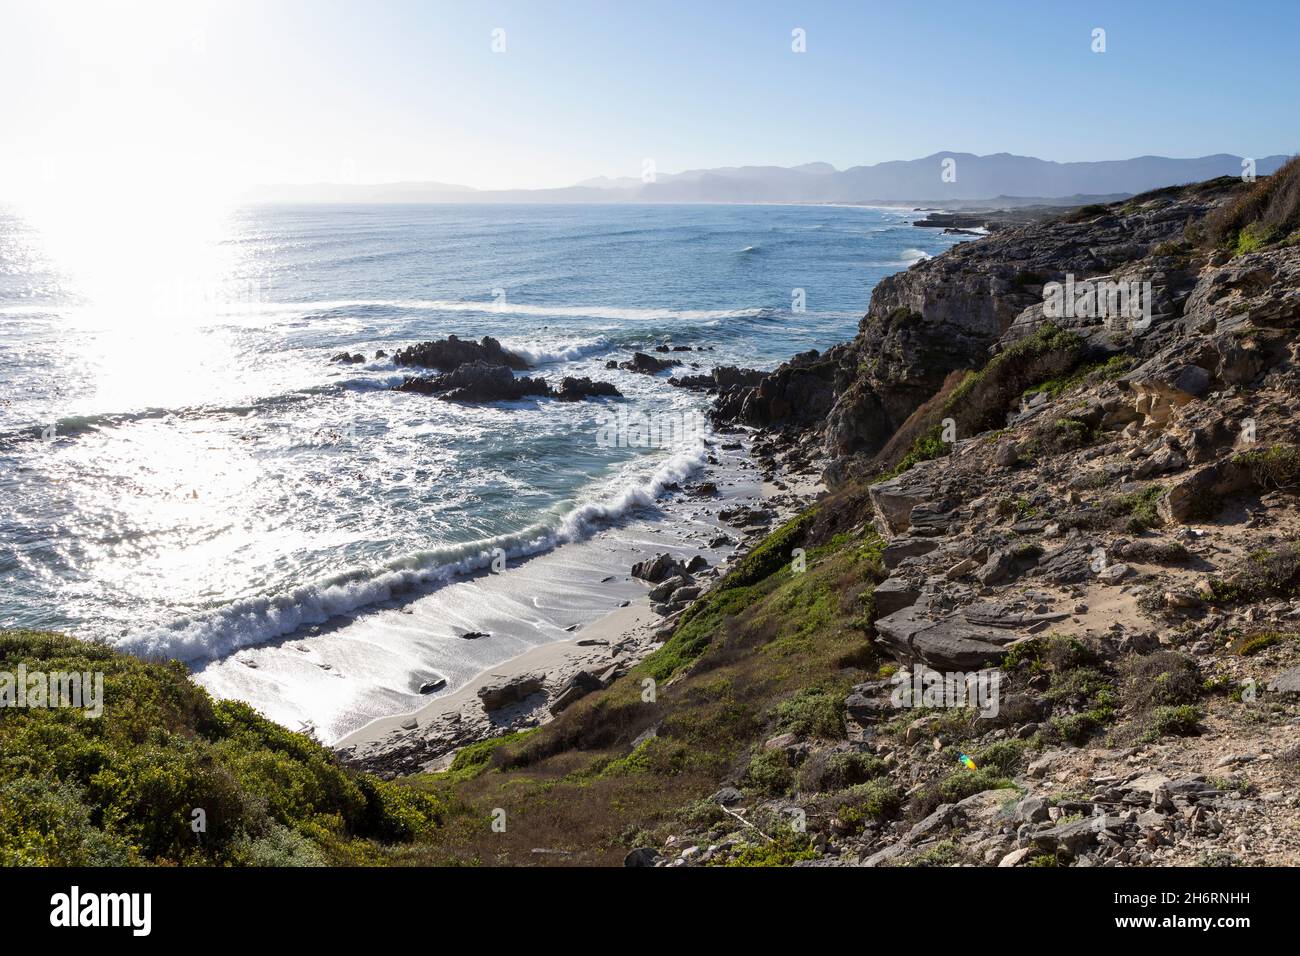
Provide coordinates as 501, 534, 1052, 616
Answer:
332, 166, 1300, 869
820, 177, 1250, 477
627, 167, 1300, 868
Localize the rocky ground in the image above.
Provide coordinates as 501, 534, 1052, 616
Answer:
333, 166, 1300, 868
630, 168, 1300, 868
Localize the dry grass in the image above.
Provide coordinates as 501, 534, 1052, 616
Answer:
1204, 155, 1300, 254
394, 525, 887, 865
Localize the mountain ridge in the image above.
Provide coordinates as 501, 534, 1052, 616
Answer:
243, 152, 1293, 204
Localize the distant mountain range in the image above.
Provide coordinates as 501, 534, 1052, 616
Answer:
242, 152, 1293, 205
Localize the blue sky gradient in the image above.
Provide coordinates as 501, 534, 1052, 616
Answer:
1, 0, 1295, 192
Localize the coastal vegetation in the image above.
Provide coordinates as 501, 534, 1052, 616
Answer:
0, 630, 440, 865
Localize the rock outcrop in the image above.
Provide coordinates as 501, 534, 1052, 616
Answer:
394, 334, 531, 371
395, 362, 620, 403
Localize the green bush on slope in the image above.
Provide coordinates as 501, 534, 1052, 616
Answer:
0, 630, 440, 865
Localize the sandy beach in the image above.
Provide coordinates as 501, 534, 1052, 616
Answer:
329, 432, 823, 773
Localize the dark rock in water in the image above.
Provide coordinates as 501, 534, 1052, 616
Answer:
477, 673, 544, 711
375, 350, 388, 359
686, 554, 711, 573
605, 359, 618, 370
397, 363, 620, 404
396, 362, 550, 402
632, 553, 687, 583
554, 376, 621, 401
393, 334, 530, 372
670, 365, 765, 393
711, 349, 847, 428
690, 481, 718, 497
460, 630, 489, 640
419, 677, 447, 694
332, 352, 365, 364
669, 374, 714, 390
619, 351, 681, 375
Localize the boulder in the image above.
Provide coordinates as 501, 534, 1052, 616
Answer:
1267, 667, 1300, 696
549, 670, 604, 714
1029, 818, 1098, 856
554, 376, 621, 401
632, 553, 687, 583
618, 352, 681, 375
393, 334, 530, 371
624, 847, 663, 867
874, 606, 1018, 670
648, 574, 692, 602
1158, 459, 1252, 524
477, 674, 545, 711
881, 537, 940, 569
869, 471, 938, 536
873, 575, 922, 616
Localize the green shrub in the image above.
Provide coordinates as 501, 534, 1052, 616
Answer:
724, 830, 817, 867
743, 749, 794, 796
0, 630, 442, 866
975, 740, 1031, 777
833, 780, 904, 831
1121, 652, 1202, 710
1153, 705, 1202, 737
774, 687, 846, 739
1233, 445, 1300, 491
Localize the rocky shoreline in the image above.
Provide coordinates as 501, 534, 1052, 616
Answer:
622, 166, 1300, 867
339, 165, 1300, 867
336, 429, 823, 778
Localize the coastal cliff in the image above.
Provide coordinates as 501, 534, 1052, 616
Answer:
383, 160, 1300, 866
4, 161, 1299, 867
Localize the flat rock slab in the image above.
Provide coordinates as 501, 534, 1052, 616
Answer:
875, 606, 1018, 670
873, 575, 923, 616
869, 473, 938, 536
882, 537, 940, 570
1267, 666, 1300, 696
960, 603, 1070, 629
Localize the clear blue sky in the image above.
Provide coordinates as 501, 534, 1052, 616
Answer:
1, 0, 1296, 194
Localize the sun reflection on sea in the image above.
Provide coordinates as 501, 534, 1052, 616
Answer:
16, 188, 255, 414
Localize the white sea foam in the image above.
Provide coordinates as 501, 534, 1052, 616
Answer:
241, 299, 770, 323
501, 337, 610, 365
116, 438, 709, 663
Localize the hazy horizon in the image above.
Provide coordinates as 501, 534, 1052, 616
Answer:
2, 0, 1298, 206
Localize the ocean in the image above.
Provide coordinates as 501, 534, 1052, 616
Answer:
0, 201, 966, 739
